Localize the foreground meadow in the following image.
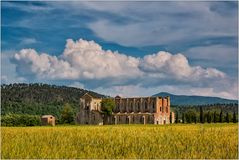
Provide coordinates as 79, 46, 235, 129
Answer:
1, 124, 238, 159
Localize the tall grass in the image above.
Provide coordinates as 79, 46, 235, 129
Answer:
1, 123, 238, 159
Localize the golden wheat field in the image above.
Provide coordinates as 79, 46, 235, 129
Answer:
1, 123, 238, 159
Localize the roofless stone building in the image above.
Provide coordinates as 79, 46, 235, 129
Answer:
41, 115, 55, 126
76, 93, 174, 125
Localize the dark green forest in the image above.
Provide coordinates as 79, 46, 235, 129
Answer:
1, 83, 106, 118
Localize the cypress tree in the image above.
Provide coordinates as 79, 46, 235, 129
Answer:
226, 112, 229, 123
219, 110, 223, 123
200, 106, 204, 123
170, 112, 172, 124
207, 111, 211, 123
185, 112, 191, 123
175, 111, 178, 124
182, 113, 185, 123
213, 111, 217, 123
194, 115, 197, 124
233, 111, 237, 123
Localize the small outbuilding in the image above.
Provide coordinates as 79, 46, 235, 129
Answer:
41, 115, 55, 126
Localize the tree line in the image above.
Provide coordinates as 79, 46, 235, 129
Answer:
1, 103, 76, 126
174, 106, 238, 123
1, 99, 115, 126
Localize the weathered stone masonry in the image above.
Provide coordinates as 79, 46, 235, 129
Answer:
76, 93, 174, 125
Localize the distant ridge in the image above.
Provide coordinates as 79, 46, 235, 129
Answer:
153, 92, 237, 105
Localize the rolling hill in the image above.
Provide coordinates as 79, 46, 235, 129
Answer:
1, 83, 107, 117
153, 92, 238, 105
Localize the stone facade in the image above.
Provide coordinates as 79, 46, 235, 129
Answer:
76, 93, 103, 125
77, 93, 174, 125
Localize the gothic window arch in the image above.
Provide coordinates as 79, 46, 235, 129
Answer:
152, 101, 155, 110
140, 116, 145, 124
137, 101, 140, 112
86, 102, 90, 110
126, 116, 130, 124
116, 102, 120, 112
125, 101, 127, 112
130, 102, 133, 112
145, 101, 148, 111
140, 116, 143, 123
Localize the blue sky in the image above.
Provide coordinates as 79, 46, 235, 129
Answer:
1, 1, 238, 99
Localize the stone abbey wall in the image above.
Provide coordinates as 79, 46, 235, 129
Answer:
104, 113, 155, 125
76, 110, 103, 125
77, 93, 173, 125
112, 96, 171, 124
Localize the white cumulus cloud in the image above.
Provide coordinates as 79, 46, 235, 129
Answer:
139, 51, 225, 81
62, 39, 141, 79
11, 38, 234, 98
13, 49, 79, 79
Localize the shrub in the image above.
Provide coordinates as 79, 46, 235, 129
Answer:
1, 113, 41, 126
60, 103, 75, 124
101, 99, 115, 115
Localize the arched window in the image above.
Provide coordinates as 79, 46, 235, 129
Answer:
116, 102, 120, 112
152, 102, 155, 109
125, 101, 127, 112
145, 101, 148, 110
137, 101, 140, 111
126, 117, 130, 124
119, 102, 123, 113
131, 102, 133, 112
86, 102, 90, 110
140, 116, 145, 124
140, 116, 143, 123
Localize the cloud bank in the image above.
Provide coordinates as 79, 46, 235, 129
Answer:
11, 39, 236, 99
13, 39, 224, 81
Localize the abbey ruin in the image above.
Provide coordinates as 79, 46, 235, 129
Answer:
77, 93, 175, 125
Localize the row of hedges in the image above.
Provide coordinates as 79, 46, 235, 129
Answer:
1, 114, 41, 126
